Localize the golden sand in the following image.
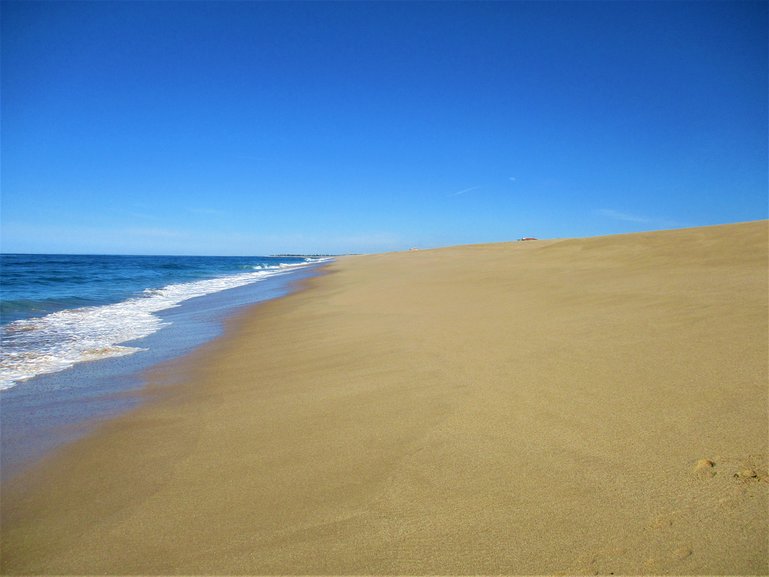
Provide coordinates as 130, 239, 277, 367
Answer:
1, 221, 767, 574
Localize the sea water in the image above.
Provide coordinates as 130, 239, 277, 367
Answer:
0, 254, 331, 478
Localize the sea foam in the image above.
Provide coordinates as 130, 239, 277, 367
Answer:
0, 259, 330, 390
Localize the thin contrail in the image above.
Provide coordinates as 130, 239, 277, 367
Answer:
450, 185, 481, 197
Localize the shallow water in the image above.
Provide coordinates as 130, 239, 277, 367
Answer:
0, 260, 326, 481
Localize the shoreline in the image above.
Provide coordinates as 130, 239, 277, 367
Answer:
0, 261, 330, 482
1, 222, 767, 574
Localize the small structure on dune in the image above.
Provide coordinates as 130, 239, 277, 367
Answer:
518, 237, 538, 241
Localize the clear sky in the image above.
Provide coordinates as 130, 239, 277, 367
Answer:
2, 1, 766, 255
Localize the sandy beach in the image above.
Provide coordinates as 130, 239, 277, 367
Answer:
1, 221, 767, 574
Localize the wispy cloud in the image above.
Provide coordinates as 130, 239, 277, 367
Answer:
450, 185, 481, 197
597, 209, 652, 223
597, 209, 685, 228
124, 227, 187, 239
259, 231, 402, 253
187, 207, 228, 217
123, 211, 161, 221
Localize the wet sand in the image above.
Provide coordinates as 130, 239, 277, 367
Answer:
1, 221, 767, 574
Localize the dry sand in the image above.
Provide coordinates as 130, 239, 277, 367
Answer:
1, 221, 767, 575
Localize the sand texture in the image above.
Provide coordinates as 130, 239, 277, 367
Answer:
1, 221, 767, 574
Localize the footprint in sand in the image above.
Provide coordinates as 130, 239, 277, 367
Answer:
648, 509, 679, 529
673, 545, 693, 560
733, 468, 759, 481
644, 545, 694, 569
693, 458, 716, 478
700, 454, 769, 483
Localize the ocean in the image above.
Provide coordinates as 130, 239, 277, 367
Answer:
0, 253, 331, 478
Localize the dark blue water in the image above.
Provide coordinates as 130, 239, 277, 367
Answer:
1, 254, 315, 325
0, 253, 330, 480
1, 254, 328, 389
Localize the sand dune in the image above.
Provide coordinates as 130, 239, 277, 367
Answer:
2, 221, 767, 574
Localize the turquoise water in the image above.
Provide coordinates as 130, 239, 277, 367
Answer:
0, 253, 330, 478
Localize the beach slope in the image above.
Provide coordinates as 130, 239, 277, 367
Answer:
2, 221, 767, 574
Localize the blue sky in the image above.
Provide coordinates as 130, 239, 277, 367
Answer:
2, 1, 766, 255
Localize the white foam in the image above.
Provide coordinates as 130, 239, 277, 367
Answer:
0, 258, 332, 390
